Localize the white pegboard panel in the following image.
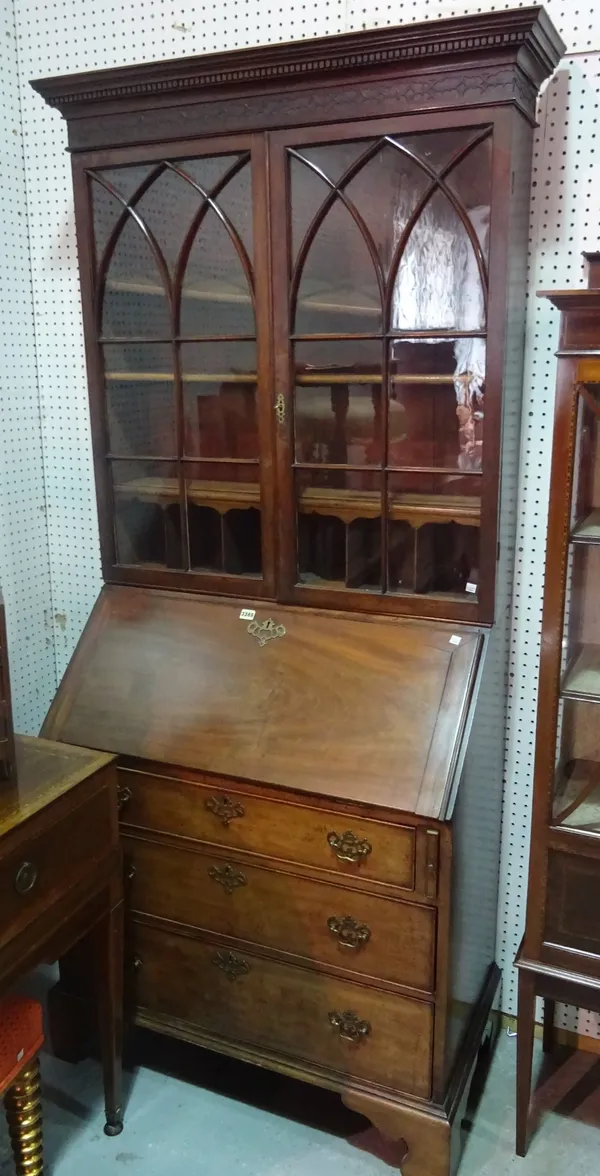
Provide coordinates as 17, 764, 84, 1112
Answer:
7, 0, 600, 1035
346, 1, 600, 55
0, 0, 55, 733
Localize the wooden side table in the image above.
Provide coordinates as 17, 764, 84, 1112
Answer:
0, 735, 124, 1135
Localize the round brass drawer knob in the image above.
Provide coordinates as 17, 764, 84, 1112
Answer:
14, 861, 38, 896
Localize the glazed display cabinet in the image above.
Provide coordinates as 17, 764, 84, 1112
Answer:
33, 9, 563, 1175
516, 253, 600, 1156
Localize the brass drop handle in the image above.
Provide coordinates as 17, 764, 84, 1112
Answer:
127, 863, 136, 883
327, 915, 371, 950
14, 861, 38, 896
328, 1010, 371, 1043
208, 863, 247, 894
117, 785, 132, 812
205, 795, 245, 827
327, 830, 372, 864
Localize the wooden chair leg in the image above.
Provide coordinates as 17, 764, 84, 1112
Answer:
516, 970, 536, 1158
543, 998, 555, 1054
3, 1056, 43, 1175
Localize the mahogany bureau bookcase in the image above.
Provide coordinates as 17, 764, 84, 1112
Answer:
32, 9, 563, 1174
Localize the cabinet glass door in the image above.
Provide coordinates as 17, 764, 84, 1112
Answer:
280, 124, 492, 606
88, 146, 267, 589
553, 376, 600, 833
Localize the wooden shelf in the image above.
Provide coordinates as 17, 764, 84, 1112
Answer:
562, 644, 600, 701
572, 508, 600, 544
113, 476, 480, 527
104, 370, 459, 385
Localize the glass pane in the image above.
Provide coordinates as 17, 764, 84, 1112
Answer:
180, 203, 255, 337
562, 543, 600, 699
104, 344, 175, 457
181, 341, 258, 459
553, 699, 600, 832
391, 187, 486, 333
179, 156, 244, 197
294, 340, 383, 465
111, 460, 181, 568
216, 165, 253, 260
389, 339, 485, 471
134, 168, 205, 276
389, 128, 481, 174
91, 167, 154, 262
387, 472, 479, 598
571, 384, 600, 538
294, 197, 382, 335
102, 214, 171, 338
184, 462, 261, 575
290, 144, 375, 263
445, 138, 493, 254
296, 468, 381, 590
344, 142, 430, 277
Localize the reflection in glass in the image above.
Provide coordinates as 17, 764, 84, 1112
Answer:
104, 344, 175, 457
391, 187, 487, 333
563, 544, 600, 697
294, 340, 383, 465
184, 462, 261, 575
294, 197, 382, 335
387, 472, 479, 598
296, 469, 381, 589
92, 166, 153, 262
181, 341, 258, 459
111, 460, 181, 568
181, 203, 254, 337
389, 340, 485, 471
553, 699, 600, 832
102, 214, 171, 338
571, 384, 600, 539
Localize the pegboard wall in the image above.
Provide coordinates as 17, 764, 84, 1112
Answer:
1, 0, 599, 1031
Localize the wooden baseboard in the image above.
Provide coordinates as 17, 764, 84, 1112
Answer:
501, 1013, 600, 1055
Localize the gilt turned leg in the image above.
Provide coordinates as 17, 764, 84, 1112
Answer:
516, 969, 536, 1157
4, 1057, 44, 1176
93, 899, 125, 1136
542, 998, 555, 1055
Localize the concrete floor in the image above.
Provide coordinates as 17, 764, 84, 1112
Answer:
1, 1028, 599, 1175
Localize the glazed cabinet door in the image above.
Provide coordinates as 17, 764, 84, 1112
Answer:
269, 115, 506, 621
73, 135, 275, 596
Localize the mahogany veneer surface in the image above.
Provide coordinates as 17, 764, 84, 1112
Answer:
43, 585, 483, 819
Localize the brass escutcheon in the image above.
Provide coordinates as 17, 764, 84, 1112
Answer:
208, 863, 247, 894
248, 618, 286, 646
213, 950, 250, 981
205, 795, 245, 827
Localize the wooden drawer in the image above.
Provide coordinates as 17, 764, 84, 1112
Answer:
119, 767, 416, 890
124, 835, 436, 994
132, 921, 433, 1099
0, 784, 113, 949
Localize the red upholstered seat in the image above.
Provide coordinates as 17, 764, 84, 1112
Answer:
0, 997, 44, 1096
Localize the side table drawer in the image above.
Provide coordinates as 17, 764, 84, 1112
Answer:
0, 785, 113, 947
119, 768, 416, 891
132, 921, 433, 1099
124, 835, 436, 994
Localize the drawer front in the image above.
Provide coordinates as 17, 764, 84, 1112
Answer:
132, 921, 433, 1098
124, 836, 436, 993
0, 785, 113, 946
545, 849, 600, 956
119, 768, 416, 890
